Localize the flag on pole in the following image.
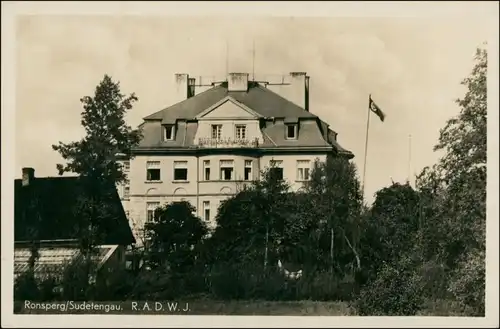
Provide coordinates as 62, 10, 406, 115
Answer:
369, 96, 386, 122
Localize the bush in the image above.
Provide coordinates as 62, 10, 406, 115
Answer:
94, 267, 136, 301
415, 258, 450, 300
208, 262, 286, 300
447, 248, 485, 316
296, 271, 358, 302
207, 262, 359, 302
127, 268, 172, 299
14, 271, 40, 301
61, 258, 97, 300
353, 261, 423, 315
38, 276, 59, 301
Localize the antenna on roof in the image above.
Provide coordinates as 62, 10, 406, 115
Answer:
252, 39, 256, 81
225, 40, 229, 76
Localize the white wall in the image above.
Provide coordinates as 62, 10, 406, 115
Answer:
121, 152, 329, 246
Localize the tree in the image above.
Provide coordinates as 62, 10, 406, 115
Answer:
52, 74, 141, 185
304, 156, 363, 273
206, 189, 268, 266
253, 164, 293, 268
52, 74, 141, 295
362, 183, 421, 270
434, 46, 487, 179
14, 271, 40, 301
353, 255, 424, 316
207, 165, 293, 269
145, 201, 208, 271
414, 45, 487, 315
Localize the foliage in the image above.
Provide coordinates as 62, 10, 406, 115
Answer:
434, 47, 487, 178
359, 182, 421, 281
145, 201, 208, 271
354, 260, 424, 316
207, 165, 293, 268
14, 271, 40, 301
303, 156, 363, 273
61, 258, 98, 301
447, 248, 485, 316
207, 262, 357, 302
52, 74, 142, 185
51, 75, 142, 288
92, 266, 135, 301
38, 276, 59, 301
352, 45, 487, 316
413, 45, 487, 315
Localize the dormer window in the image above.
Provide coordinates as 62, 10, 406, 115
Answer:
235, 125, 246, 140
211, 124, 222, 140
164, 125, 175, 141
286, 124, 297, 139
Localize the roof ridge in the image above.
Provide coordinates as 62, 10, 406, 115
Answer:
143, 84, 226, 121
253, 83, 318, 118
14, 175, 79, 181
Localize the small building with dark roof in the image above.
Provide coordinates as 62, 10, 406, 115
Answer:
14, 167, 135, 281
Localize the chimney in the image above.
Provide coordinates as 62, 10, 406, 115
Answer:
22, 167, 35, 187
305, 75, 310, 112
188, 77, 196, 98
287, 72, 309, 111
227, 73, 249, 92
173, 73, 190, 103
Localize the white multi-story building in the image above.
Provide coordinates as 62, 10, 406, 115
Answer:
118, 72, 353, 244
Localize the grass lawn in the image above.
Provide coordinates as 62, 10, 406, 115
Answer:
190, 300, 354, 315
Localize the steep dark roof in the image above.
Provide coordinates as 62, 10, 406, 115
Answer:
14, 176, 135, 245
144, 82, 317, 122
138, 81, 353, 158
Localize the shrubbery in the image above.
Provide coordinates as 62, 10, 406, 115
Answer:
447, 248, 485, 316
353, 259, 424, 316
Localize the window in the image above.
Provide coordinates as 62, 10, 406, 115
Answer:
164, 125, 175, 141
269, 160, 284, 181
174, 161, 188, 181
211, 124, 222, 140
286, 124, 297, 139
147, 202, 160, 222
244, 160, 253, 181
146, 161, 161, 181
124, 185, 130, 199
203, 201, 210, 222
235, 125, 247, 140
220, 160, 234, 181
203, 160, 211, 181
297, 160, 311, 181
123, 161, 130, 172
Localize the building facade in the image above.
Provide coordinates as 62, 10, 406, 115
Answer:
118, 72, 353, 244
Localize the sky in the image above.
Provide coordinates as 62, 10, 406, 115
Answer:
12, 6, 495, 204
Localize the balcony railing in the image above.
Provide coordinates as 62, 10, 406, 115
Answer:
196, 137, 260, 148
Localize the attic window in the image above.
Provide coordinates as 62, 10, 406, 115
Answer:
286, 124, 297, 139
164, 125, 175, 141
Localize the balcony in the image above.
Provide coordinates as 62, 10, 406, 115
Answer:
196, 137, 260, 149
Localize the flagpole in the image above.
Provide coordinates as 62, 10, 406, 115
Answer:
362, 94, 372, 199
408, 134, 412, 186
225, 40, 229, 76
252, 39, 255, 81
